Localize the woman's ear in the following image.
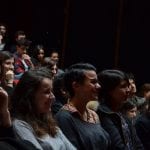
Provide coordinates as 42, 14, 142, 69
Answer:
72, 81, 80, 90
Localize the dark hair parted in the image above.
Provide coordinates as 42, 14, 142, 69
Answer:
33, 44, 44, 59
98, 69, 129, 98
64, 63, 97, 97
11, 67, 57, 137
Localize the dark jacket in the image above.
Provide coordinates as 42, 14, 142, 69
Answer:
135, 112, 150, 150
96, 103, 144, 150
0, 126, 38, 150
0, 138, 38, 150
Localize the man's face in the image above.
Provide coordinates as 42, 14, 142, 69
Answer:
16, 45, 27, 55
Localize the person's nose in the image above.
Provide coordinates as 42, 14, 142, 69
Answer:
9, 64, 14, 71
133, 112, 137, 118
50, 92, 55, 101
96, 82, 101, 90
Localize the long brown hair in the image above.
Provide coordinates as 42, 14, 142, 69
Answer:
11, 67, 58, 137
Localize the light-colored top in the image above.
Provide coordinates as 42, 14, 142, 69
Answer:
13, 119, 76, 150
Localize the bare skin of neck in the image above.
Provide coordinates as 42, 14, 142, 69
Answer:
69, 97, 87, 115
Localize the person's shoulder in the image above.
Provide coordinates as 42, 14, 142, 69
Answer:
12, 119, 32, 130
55, 109, 72, 118
0, 138, 38, 150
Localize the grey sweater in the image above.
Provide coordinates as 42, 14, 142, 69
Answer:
12, 119, 76, 150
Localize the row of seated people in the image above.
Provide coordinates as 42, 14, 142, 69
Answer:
0, 45, 64, 95
0, 61, 149, 149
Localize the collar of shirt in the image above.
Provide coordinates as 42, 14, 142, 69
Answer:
62, 103, 99, 123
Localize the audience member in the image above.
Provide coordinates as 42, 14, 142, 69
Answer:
49, 49, 64, 74
55, 63, 111, 150
13, 38, 34, 83
135, 100, 150, 150
31, 44, 45, 68
51, 72, 68, 115
121, 99, 137, 124
9, 30, 26, 54
42, 57, 63, 78
0, 23, 8, 51
11, 67, 76, 150
96, 69, 144, 149
0, 51, 15, 96
137, 83, 150, 101
0, 87, 40, 150
127, 72, 147, 116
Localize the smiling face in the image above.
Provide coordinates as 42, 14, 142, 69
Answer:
2, 57, 14, 75
128, 79, 137, 96
50, 52, 59, 63
74, 70, 101, 103
126, 107, 137, 119
109, 80, 130, 109
34, 78, 55, 114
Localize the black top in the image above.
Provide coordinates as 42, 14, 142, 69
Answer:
55, 109, 111, 150
0, 138, 39, 150
135, 112, 150, 150
96, 103, 144, 150
0, 126, 39, 150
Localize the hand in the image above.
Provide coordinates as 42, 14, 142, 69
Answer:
5, 70, 14, 83
22, 54, 31, 60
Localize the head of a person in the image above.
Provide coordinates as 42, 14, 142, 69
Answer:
11, 67, 58, 137
0, 51, 14, 78
0, 23, 7, 36
49, 50, 59, 64
33, 44, 45, 62
16, 38, 31, 55
53, 72, 68, 103
15, 30, 26, 41
98, 69, 129, 109
138, 83, 150, 101
42, 57, 58, 77
121, 99, 137, 119
127, 72, 137, 97
11, 67, 55, 117
64, 62, 100, 103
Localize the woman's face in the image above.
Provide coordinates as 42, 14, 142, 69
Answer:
2, 57, 14, 74
34, 78, 55, 114
37, 49, 44, 61
109, 80, 129, 106
75, 70, 101, 103
128, 79, 137, 96
51, 64, 58, 77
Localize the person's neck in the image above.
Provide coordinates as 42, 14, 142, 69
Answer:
69, 97, 87, 115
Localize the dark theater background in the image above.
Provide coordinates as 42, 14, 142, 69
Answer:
1, 0, 150, 87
